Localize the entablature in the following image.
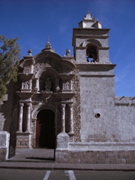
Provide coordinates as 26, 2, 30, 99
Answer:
76, 64, 116, 71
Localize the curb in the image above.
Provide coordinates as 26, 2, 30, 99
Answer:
0, 162, 135, 171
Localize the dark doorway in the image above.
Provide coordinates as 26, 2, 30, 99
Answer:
36, 109, 55, 149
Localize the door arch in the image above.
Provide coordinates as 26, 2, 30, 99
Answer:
36, 109, 55, 149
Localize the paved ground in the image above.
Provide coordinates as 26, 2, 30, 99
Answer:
0, 169, 135, 180
1, 149, 135, 179
8, 148, 55, 162
0, 148, 135, 171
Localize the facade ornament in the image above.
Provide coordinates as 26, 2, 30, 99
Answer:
66, 49, 71, 57
23, 67, 31, 74
63, 81, 70, 90
27, 49, 32, 56
22, 81, 30, 90
42, 41, 54, 52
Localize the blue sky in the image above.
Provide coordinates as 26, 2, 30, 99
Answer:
0, 0, 135, 96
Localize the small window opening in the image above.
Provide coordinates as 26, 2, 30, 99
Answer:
86, 44, 98, 62
95, 113, 100, 118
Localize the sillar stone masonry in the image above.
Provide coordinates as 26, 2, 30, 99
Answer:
0, 12, 135, 163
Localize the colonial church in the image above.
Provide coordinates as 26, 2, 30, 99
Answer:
0, 12, 135, 163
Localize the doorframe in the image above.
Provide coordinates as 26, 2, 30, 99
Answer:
32, 104, 61, 160
34, 106, 57, 160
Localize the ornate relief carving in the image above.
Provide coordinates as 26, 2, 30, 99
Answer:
73, 69, 81, 142
16, 135, 30, 148
63, 81, 70, 90
44, 78, 52, 91
34, 63, 46, 77
22, 81, 30, 89
23, 66, 31, 74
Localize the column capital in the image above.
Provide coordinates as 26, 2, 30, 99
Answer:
26, 102, 31, 106
61, 103, 66, 108
68, 103, 73, 107
19, 103, 24, 107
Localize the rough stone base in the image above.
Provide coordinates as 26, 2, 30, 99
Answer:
56, 132, 69, 149
16, 132, 31, 148
0, 148, 8, 161
56, 150, 135, 164
0, 131, 10, 161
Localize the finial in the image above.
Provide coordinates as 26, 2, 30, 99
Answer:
42, 40, 54, 52
66, 49, 71, 57
28, 49, 32, 56
45, 41, 52, 49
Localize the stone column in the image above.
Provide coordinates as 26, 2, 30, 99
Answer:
69, 104, 74, 134
61, 104, 66, 133
31, 64, 34, 73
70, 80, 72, 90
56, 104, 69, 150
29, 80, 32, 91
18, 103, 24, 132
35, 78, 39, 92
26, 103, 31, 132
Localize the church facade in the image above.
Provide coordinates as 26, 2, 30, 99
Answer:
0, 12, 135, 163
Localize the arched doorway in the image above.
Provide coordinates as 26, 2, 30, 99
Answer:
36, 109, 55, 149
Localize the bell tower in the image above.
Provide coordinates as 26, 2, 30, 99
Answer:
73, 12, 116, 142
73, 12, 110, 64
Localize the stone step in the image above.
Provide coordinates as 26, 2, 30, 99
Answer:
6, 157, 55, 163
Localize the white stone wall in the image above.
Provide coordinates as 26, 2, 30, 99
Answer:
115, 98, 135, 142
79, 75, 117, 142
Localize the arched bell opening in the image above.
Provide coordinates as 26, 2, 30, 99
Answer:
86, 43, 98, 62
36, 109, 56, 149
